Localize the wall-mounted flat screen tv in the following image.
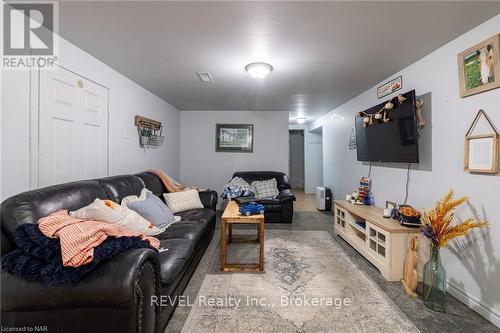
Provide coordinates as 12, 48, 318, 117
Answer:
355, 90, 419, 163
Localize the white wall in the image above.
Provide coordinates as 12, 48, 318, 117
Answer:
311, 15, 500, 326
180, 111, 289, 195
1, 36, 180, 200
305, 129, 323, 193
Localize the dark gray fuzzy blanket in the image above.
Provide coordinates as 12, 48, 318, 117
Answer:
1, 224, 157, 285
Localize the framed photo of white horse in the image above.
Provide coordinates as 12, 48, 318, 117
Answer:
216, 124, 254, 152
458, 34, 500, 98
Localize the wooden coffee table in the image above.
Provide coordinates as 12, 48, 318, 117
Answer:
220, 200, 264, 272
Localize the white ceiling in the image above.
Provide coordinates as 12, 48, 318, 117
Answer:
58, 1, 500, 122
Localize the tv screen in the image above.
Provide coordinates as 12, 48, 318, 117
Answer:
355, 90, 419, 163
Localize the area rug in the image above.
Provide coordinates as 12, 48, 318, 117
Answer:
181, 230, 419, 332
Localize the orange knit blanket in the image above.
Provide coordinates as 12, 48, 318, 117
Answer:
38, 210, 160, 267
147, 169, 185, 192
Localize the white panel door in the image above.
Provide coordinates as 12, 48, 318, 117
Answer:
39, 67, 108, 187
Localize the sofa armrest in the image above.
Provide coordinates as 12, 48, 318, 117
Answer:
276, 189, 296, 203
2, 248, 160, 332
198, 190, 218, 211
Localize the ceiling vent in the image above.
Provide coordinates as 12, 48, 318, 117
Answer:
196, 72, 214, 83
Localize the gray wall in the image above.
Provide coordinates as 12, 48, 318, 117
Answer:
180, 111, 289, 195
310, 15, 500, 326
289, 130, 305, 188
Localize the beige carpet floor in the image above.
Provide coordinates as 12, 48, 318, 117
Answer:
293, 189, 317, 212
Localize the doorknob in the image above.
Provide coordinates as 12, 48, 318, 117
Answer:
77, 79, 84, 88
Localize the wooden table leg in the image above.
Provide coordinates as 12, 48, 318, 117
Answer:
220, 216, 265, 273
259, 220, 264, 271
220, 219, 226, 271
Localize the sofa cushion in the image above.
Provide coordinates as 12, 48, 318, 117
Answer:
135, 172, 168, 197
155, 209, 216, 287
97, 175, 144, 203
156, 210, 215, 246
259, 203, 282, 212
158, 239, 194, 285
276, 189, 296, 202
0, 181, 107, 254
175, 208, 216, 224
198, 190, 218, 211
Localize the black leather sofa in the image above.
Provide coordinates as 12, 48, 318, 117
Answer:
232, 171, 295, 223
0, 171, 217, 333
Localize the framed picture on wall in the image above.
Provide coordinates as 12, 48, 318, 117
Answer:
464, 134, 498, 173
464, 110, 499, 174
216, 124, 254, 152
458, 34, 500, 98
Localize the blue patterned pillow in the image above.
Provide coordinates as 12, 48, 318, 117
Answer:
125, 191, 177, 228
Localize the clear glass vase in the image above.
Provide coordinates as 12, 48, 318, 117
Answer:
423, 245, 447, 312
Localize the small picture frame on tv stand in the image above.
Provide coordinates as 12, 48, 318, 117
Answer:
385, 201, 396, 210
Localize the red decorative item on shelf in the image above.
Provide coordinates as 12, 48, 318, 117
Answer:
358, 177, 372, 203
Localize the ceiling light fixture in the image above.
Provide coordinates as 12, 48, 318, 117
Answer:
245, 62, 273, 80
296, 117, 307, 124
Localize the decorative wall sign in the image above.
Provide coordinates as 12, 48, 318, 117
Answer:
458, 34, 500, 98
377, 76, 402, 99
348, 128, 357, 150
464, 110, 499, 174
216, 124, 254, 152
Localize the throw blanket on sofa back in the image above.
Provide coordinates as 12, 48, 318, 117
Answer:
221, 177, 255, 199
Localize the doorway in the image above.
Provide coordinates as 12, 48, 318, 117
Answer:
289, 129, 305, 189
38, 66, 109, 187
306, 127, 323, 193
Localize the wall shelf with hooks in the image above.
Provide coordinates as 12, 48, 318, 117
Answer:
134, 115, 164, 147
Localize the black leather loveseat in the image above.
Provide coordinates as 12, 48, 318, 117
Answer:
232, 171, 295, 223
0, 171, 217, 333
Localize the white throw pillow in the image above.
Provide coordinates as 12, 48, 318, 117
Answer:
251, 178, 280, 199
70, 198, 167, 236
122, 187, 149, 204
163, 189, 204, 213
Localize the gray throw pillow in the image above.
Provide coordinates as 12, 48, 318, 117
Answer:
126, 192, 177, 228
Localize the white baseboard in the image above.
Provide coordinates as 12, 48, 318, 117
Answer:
447, 282, 500, 328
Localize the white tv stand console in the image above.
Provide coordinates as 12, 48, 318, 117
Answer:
334, 200, 425, 281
